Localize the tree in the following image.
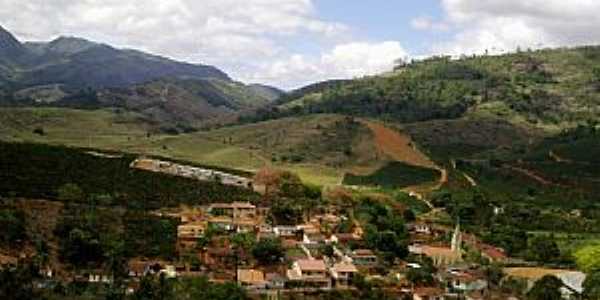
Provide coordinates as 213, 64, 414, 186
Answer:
406, 268, 434, 286
576, 244, 600, 274
583, 271, 600, 300
528, 235, 561, 263
484, 264, 505, 287
252, 238, 284, 265
32, 127, 45, 136
526, 275, 563, 300
0, 209, 26, 246
57, 183, 85, 203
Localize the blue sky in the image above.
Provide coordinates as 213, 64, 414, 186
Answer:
3, 0, 600, 89
315, 0, 447, 54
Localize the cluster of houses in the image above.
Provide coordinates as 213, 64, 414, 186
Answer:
135, 201, 588, 299
4, 198, 585, 299
130, 158, 253, 189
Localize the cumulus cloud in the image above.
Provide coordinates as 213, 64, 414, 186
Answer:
248, 41, 408, 89
0, 0, 356, 87
432, 0, 600, 55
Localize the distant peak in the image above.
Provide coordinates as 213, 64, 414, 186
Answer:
0, 24, 25, 56
47, 35, 98, 54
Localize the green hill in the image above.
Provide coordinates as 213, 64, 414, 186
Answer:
254, 46, 600, 131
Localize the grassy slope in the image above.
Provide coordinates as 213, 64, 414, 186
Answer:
0, 109, 379, 186
0, 107, 151, 148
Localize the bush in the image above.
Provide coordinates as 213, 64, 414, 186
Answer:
252, 238, 284, 265
32, 127, 45, 136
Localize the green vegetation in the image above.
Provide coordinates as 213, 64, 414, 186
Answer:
356, 197, 409, 262
526, 275, 563, 300
0, 142, 259, 210
258, 47, 600, 129
343, 161, 440, 189
0, 208, 26, 246
251, 238, 284, 265
575, 244, 600, 274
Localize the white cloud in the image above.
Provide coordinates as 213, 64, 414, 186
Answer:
247, 41, 408, 89
433, 0, 600, 56
0, 0, 353, 87
411, 16, 449, 31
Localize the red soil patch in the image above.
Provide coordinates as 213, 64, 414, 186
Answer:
362, 121, 436, 169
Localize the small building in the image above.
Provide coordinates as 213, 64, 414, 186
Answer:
442, 269, 488, 294
209, 202, 256, 219
274, 226, 300, 238
128, 260, 149, 278
265, 273, 287, 289
287, 259, 331, 290
329, 262, 358, 287
351, 249, 378, 266
237, 269, 266, 289
303, 232, 327, 246
177, 221, 207, 250
409, 222, 432, 235
479, 244, 508, 263
207, 202, 258, 232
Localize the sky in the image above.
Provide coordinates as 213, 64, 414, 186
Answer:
2, 0, 600, 89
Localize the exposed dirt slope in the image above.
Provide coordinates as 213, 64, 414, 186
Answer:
361, 121, 437, 169
360, 120, 448, 206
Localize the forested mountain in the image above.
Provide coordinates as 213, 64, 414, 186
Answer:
0, 25, 282, 126
0, 25, 229, 88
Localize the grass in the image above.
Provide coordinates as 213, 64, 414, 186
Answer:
0, 107, 150, 149
528, 231, 600, 256
0, 109, 374, 186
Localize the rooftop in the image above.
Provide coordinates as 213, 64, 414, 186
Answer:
296, 259, 327, 271
237, 269, 265, 284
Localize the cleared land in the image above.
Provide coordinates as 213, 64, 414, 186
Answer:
0, 109, 378, 186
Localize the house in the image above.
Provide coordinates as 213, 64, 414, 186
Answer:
329, 262, 358, 287
274, 226, 300, 238
504, 267, 586, 299
303, 231, 327, 246
237, 269, 266, 289
409, 222, 432, 235
287, 259, 331, 290
209, 202, 256, 219
128, 261, 146, 278
413, 287, 446, 300
265, 273, 287, 289
479, 244, 508, 263
350, 249, 378, 266
208, 202, 258, 232
177, 221, 207, 250
442, 269, 488, 294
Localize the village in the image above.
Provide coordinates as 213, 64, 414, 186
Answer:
0, 152, 590, 300
74, 159, 587, 299
103, 196, 584, 300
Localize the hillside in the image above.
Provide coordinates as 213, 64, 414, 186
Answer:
254, 46, 600, 131
0, 26, 281, 127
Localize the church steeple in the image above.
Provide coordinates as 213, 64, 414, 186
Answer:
451, 220, 462, 253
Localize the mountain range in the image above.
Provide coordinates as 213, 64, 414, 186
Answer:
0, 25, 283, 127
